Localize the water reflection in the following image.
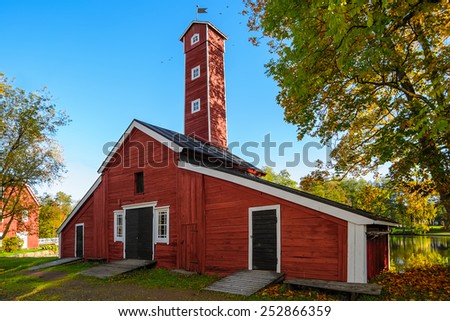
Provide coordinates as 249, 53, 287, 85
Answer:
390, 235, 450, 272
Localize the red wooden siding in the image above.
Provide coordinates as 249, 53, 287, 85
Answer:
176, 169, 205, 272
182, 22, 227, 149
60, 128, 178, 268
208, 26, 227, 149
184, 24, 209, 142
367, 226, 389, 280
60, 197, 95, 258
176, 169, 348, 281
0, 186, 40, 249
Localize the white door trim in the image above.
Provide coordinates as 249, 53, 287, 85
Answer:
122, 202, 157, 260
248, 204, 281, 273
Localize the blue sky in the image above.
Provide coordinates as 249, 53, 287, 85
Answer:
0, 0, 329, 200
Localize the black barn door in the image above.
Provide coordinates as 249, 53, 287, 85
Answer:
252, 209, 277, 270
75, 225, 84, 257
125, 207, 153, 259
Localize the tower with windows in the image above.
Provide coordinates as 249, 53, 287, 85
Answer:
180, 21, 228, 149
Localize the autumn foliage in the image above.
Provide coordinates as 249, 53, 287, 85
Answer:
257, 266, 450, 301
372, 266, 450, 301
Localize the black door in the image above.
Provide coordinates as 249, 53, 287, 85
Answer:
75, 225, 84, 257
125, 207, 153, 259
252, 209, 277, 270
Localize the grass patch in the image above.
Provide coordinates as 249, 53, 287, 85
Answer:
111, 268, 221, 291
0, 257, 56, 273
0, 248, 43, 258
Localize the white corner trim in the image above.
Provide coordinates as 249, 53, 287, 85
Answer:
206, 24, 211, 142
97, 120, 183, 174
57, 176, 102, 234
347, 222, 367, 283
178, 161, 388, 225
248, 205, 281, 273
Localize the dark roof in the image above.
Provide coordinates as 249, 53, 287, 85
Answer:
135, 119, 264, 175
205, 164, 398, 225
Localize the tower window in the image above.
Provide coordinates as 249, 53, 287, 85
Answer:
191, 99, 200, 113
191, 65, 200, 80
135, 172, 144, 194
191, 33, 199, 45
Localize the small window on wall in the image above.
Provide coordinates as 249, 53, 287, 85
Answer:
191, 99, 200, 113
135, 172, 144, 194
114, 210, 124, 242
22, 210, 28, 222
191, 33, 199, 45
155, 207, 169, 244
191, 65, 200, 80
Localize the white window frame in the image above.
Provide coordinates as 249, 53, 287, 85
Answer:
191, 99, 201, 113
191, 65, 200, 80
154, 206, 169, 244
114, 210, 124, 242
22, 210, 29, 222
191, 33, 199, 45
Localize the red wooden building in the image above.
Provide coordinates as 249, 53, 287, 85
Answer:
0, 185, 40, 249
57, 21, 396, 283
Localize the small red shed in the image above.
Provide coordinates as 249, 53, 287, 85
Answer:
0, 185, 40, 249
57, 21, 396, 283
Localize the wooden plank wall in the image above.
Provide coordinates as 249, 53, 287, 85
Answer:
207, 26, 227, 148
61, 128, 178, 268
367, 227, 389, 280
202, 175, 348, 281
176, 169, 205, 272
60, 198, 95, 258
105, 129, 178, 267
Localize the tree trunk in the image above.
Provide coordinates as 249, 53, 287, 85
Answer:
439, 191, 450, 229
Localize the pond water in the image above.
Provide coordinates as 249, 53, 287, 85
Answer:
390, 235, 450, 271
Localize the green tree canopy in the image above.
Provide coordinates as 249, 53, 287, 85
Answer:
39, 192, 73, 238
261, 166, 298, 189
245, 0, 450, 227
0, 76, 70, 239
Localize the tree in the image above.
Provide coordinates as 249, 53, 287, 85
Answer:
244, 0, 450, 227
0, 76, 70, 240
39, 192, 73, 238
261, 166, 298, 189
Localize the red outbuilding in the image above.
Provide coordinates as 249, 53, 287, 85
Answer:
0, 185, 40, 249
57, 21, 396, 283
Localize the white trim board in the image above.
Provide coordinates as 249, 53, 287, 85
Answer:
347, 222, 367, 283
97, 120, 183, 174
57, 176, 102, 234
178, 161, 395, 226
248, 205, 281, 273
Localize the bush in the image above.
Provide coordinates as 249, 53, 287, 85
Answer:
39, 244, 58, 252
2, 236, 24, 253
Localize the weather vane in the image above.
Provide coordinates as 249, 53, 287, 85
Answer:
196, 5, 207, 20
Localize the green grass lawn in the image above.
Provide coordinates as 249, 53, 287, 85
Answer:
0, 248, 43, 258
